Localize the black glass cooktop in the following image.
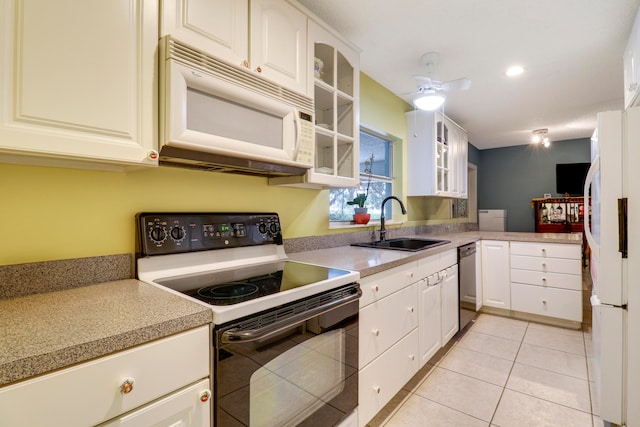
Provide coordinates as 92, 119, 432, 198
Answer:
156, 261, 350, 306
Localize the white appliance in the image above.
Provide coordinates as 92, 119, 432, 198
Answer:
158, 36, 315, 176
584, 107, 640, 426
136, 212, 361, 427
478, 209, 506, 231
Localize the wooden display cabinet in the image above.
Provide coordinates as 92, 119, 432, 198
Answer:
532, 197, 590, 233
531, 197, 591, 264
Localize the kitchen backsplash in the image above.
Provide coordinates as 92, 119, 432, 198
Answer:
1, 222, 478, 299
284, 222, 478, 253
0, 254, 132, 300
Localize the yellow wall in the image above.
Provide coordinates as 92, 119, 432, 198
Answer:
1, 73, 457, 265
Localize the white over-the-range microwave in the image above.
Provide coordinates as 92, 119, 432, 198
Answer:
158, 36, 315, 176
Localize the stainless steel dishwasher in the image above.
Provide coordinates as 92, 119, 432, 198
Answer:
458, 243, 477, 330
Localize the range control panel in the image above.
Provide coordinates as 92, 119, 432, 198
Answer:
137, 212, 282, 256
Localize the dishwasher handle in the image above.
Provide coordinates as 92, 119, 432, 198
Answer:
458, 244, 476, 258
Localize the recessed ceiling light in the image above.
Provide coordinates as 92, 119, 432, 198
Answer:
506, 66, 524, 77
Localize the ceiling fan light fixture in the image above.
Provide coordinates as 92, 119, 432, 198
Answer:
414, 92, 446, 111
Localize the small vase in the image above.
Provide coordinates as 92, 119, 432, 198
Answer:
353, 213, 370, 225
354, 207, 368, 215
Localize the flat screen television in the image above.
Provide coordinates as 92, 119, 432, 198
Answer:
556, 162, 590, 196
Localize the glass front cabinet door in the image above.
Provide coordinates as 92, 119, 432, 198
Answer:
435, 113, 450, 194
406, 110, 467, 197
270, 19, 360, 188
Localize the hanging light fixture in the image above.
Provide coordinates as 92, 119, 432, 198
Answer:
532, 128, 550, 147
413, 89, 446, 111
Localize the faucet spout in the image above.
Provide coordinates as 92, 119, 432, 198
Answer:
379, 196, 407, 241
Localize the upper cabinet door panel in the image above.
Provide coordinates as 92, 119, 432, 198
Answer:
0, 0, 158, 168
161, 0, 249, 67
250, 0, 307, 94
18, 1, 129, 132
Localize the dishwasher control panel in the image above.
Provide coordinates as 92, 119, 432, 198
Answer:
136, 212, 282, 256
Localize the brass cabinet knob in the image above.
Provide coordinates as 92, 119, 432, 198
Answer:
120, 377, 135, 394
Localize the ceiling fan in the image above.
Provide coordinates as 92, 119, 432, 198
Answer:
409, 52, 471, 111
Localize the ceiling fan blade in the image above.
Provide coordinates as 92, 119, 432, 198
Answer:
398, 90, 421, 97
412, 75, 434, 88
440, 78, 471, 91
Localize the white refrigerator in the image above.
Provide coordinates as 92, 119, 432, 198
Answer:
584, 107, 640, 426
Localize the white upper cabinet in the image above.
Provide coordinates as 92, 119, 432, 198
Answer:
250, 0, 307, 94
624, 7, 640, 108
161, 0, 249, 66
406, 110, 468, 198
449, 120, 468, 198
269, 16, 360, 188
0, 0, 159, 171
161, 0, 307, 95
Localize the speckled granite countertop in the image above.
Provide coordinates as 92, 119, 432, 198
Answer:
287, 231, 583, 277
0, 279, 212, 387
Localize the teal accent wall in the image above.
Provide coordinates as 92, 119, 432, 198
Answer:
477, 138, 591, 232
468, 142, 480, 166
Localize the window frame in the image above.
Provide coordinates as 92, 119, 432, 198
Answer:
329, 124, 398, 225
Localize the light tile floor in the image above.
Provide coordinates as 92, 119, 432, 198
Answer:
367, 313, 600, 427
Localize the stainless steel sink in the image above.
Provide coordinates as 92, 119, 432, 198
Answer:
351, 237, 451, 252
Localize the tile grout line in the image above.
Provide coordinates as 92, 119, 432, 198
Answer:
377, 314, 599, 426
486, 319, 530, 426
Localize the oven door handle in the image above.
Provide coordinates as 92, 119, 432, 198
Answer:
221, 288, 362, 344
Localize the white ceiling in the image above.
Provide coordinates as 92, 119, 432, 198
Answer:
297, 0, 640, 149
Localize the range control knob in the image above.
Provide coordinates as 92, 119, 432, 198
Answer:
258, 223, 268, 234
149, 227, 167, 244
269, 222, 279, 234
170, 226, 185, 242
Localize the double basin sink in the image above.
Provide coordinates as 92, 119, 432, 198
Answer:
352, 237, 451, 252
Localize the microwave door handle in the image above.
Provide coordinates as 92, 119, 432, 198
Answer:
584, 155, 599, 259
292, 109, 302, 160
220, 287, 362, 344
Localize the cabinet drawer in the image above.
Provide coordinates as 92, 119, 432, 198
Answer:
359, 284, 418, 368
510, 242, 581, 259
359, 262, 417, 308
99, 378, 211, 426
416, 254, 440, 279
511, 283, 582, 322
511, 268, 582, 291
440, 249, 458, 269
510, 254, 581, 275
0, 326, 210, 427
416, 249, 458, 280
358, 329, 419, 427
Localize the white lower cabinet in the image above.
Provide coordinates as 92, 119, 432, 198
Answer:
475, 241, 483, 311
441, 265, 459, 344
358, 250, 459, 426
418, 279, 441, 366
511, 283, 582, 321
358, 329, 420, 427
98, 379, 211, 426
510, 241, 582, 322
481, 240, 511, 309
358, 263, 419, 427
0, 326, 211, 427
359, 283, 419, 368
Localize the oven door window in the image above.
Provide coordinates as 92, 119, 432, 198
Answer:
216, 303, 358, 426
251, 328, 346, 426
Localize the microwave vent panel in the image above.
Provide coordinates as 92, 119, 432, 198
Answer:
165, 36, 313, 115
